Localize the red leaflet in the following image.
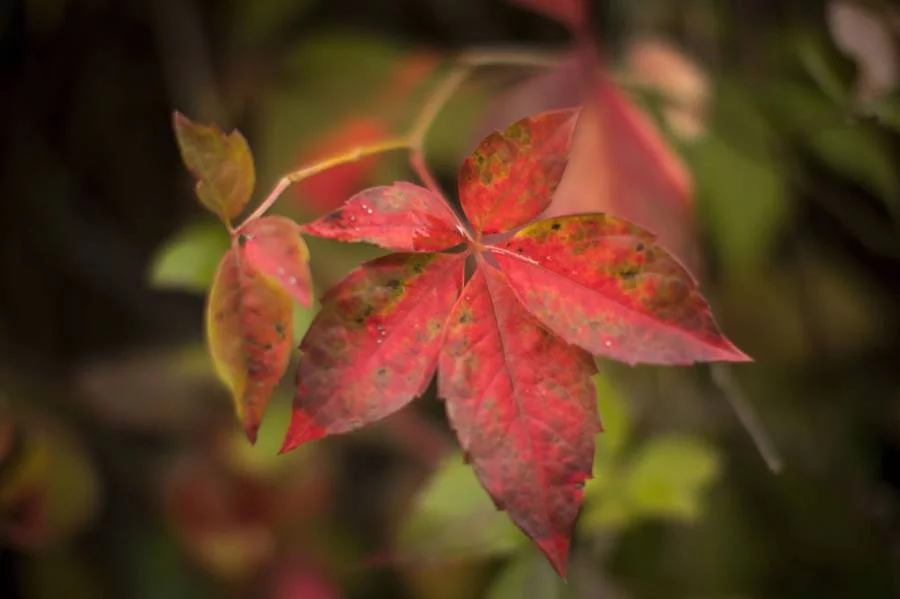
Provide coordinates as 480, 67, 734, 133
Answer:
508, 0, 588, 34
207, 249, 294, 443
439, 266, 599, 576
302, 182, 466, 252
459, 109, 580, 235
240, 216, 313, 306
173, 112, 255, 225
281, 253, 464, 451
492, 215, 749, 365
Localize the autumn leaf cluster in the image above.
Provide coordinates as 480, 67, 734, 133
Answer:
171, 0, 750, 577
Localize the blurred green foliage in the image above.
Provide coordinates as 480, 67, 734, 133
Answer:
400, 375, 720, 594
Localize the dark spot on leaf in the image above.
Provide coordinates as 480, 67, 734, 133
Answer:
354, 316, 365, 325
237, 234, 248, 247
516, 246, 524, 253
635, 242, 645, 252
550, 223, 561, 231
459, 312, 470, 324
385, 279, 401, 290
274, 323, 286, 338
620, 266, 639, 280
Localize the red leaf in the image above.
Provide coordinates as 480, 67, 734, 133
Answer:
173, 112, 256, 224
281, 253, 465, 451
546, 77, 698, 268
459, 109, 580, 235
291, 117, 388, 215
302, 182, 466, 252
492, 215, 750, 365
508, 0, 588, 34
207, 249, 294, 442
240, 216, 313, 306
438, 266, 599, 577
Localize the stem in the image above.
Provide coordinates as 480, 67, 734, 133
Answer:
408, 148, 442, 197
236, 138, 409, 230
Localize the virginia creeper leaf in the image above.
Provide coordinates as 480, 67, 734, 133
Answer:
207, 249, 293, 443
239, 216, 313, 306
508, 0, 588, 34
302, 182, 465, 251
173, 112, 255, 224
438, 266, 599, 578
282, 253, 464, 451
492, 215, 750, 365
459, 109, 580, 235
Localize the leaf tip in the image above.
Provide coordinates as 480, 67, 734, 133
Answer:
537, 534, 571, 579
279, 409, 327, 454
243, 423, 260, 445
172, 109, 187, 127
718, 340, 753, 364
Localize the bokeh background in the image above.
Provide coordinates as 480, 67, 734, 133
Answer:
2, 0, 900, 597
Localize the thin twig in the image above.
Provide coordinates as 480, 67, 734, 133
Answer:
710, 364, 783, 473
236, 138, 409, 230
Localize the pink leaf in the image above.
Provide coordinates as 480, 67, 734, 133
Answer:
240, 216, 313, 306
302, 182, 466, 252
